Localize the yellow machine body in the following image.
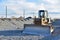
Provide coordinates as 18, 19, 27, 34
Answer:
34, 10, 51, 26
41, 18, 48, 25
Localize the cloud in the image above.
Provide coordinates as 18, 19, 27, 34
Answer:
43, 0, 60, 4
0, 0, 60, 18
41, 0, 60, 12
4, 0, 37, 14
1, 0, 60, 13
49, 14, 60, 19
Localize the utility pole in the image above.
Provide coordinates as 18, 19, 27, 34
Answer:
23, 9, 25, 18
6, 6, 7, 18
33, 12, 35, 18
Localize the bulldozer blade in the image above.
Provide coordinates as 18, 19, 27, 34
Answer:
23, 24, 50, 36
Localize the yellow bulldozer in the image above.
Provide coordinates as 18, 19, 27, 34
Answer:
34, 10, 51, 26
24, 10, 54, 34
34, 10, 54, 33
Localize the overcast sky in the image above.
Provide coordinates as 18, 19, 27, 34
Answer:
0, 0, 60, 18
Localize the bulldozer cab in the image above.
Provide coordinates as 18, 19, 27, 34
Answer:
39, 10, 48, 19
34, 10, 49, 26
39, 10, 49, 25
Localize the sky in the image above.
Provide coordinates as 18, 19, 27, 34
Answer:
0, 0, 60, 18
